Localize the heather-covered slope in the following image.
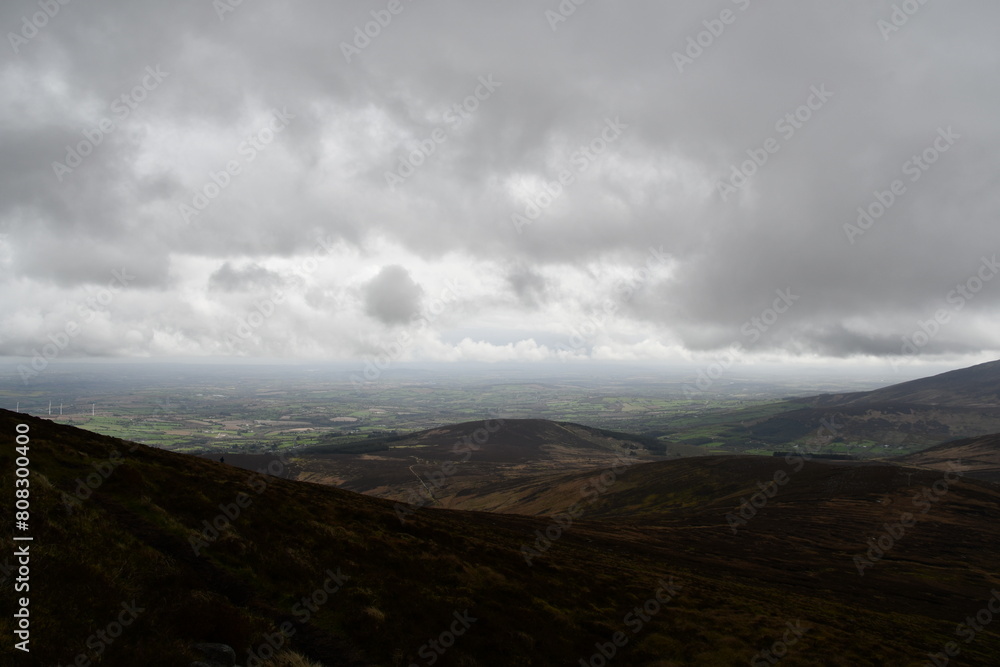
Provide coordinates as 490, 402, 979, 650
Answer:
2, 409, 999, 666
810, 359, 1000, 408
895, 432, 1000, 483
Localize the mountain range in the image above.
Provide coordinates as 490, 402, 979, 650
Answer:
708, 359, 1000, 454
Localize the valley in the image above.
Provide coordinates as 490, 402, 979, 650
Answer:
3, 362, 984, 460
3, 360, 999, 665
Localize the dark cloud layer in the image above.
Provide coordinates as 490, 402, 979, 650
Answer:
1, 0, 998, 368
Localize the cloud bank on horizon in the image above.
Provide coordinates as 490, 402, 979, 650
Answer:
1, 0, 998, 372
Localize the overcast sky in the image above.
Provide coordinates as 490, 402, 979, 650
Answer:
1, 0, 998, 375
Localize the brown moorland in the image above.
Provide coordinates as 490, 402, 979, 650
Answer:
1, 409, 998, 666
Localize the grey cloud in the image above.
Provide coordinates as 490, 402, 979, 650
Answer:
208, 262, 283, 293
0, 0, 998, 364
362, 265, 424, 326
506, 264, 550, 308
792, 324, 981, 359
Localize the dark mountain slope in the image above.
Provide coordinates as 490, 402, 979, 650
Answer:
810, 359, 1000, 408
720, 360, 1000, 455
2, 409, 999, 666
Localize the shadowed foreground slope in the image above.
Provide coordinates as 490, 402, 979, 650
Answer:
1, 409, 999, 666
